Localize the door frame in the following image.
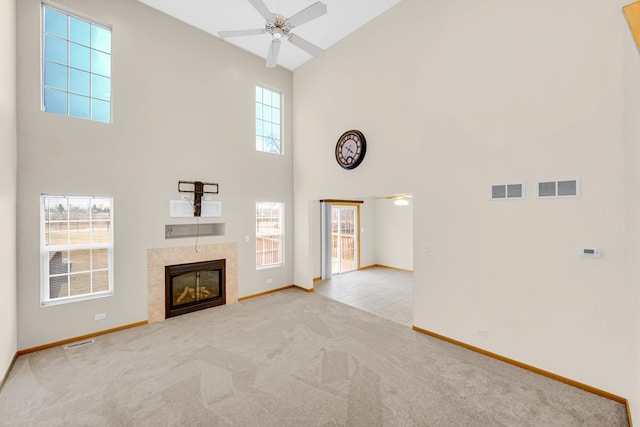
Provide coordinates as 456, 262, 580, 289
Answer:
331, 202, 361, 273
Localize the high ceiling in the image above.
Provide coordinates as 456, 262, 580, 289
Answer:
136, 0, 402, 71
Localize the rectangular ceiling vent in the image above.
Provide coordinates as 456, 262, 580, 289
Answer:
491, 183, 525, 200
537, 179, 580, 198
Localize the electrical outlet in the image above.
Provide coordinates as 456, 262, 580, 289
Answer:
423, 243, 430, 253
476, 328, 489, 338
266, 278, 273, 284
95, 313, 106, 320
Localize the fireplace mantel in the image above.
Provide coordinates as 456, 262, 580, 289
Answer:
147, 243, 238, 323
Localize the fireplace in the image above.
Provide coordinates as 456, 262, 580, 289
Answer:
165, 259, 226, 318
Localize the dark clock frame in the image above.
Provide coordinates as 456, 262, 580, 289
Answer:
335, 129, 367, 170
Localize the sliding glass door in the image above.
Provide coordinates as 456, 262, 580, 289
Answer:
331, 205, 358, 274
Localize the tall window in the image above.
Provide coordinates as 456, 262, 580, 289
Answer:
256, 85, 282, 154
41, 195, 114, 306
256, 202, 284, 268
42, 5, 112, 122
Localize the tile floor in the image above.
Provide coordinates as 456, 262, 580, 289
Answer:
313, 266, 413, 326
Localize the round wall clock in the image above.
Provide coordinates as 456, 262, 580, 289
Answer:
335, 130, 367, 170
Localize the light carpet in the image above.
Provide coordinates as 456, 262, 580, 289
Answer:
0, 289, 628, 426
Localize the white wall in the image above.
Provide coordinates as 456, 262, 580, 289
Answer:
359, 198, 376, 268
16, 0, 293, 349
294, 0, 633, 402
375, 198, 413, 270
0, 0, 18, 380
624, 10, 640, 422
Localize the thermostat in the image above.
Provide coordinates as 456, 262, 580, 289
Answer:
579, 248, 601, 258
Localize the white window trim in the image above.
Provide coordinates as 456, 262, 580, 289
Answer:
256, 201, 285, 270
255, 83, 283, 155
40, 194, 114, 307
40, 4, 113, 123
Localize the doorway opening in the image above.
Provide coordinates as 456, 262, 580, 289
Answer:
315, 195, 414, 326
332, 204, 359, 274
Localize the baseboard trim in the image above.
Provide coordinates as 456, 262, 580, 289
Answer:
313, 276, 321, 282
627, 399, 634, 427
238, 284, 314, 302
17, 321, 148, 356
0, 353, 18, 392
412, 326, 628, 405
360, 264, 413, 273
293, 284, 314, 293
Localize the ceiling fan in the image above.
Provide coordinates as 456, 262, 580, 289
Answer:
218, 0, 327, 68
377, 194, 413, 206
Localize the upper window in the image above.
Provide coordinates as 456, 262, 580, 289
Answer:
41, 194, 114, 306
42, 5, 111, 122
256, 202, 284, 268
256, 85, 282, 154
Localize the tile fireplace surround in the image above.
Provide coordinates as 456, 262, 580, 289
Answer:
147, 243, 238, 323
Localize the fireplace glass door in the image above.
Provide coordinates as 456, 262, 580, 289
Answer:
165, 259, 225, 318
171, 270, 219, 306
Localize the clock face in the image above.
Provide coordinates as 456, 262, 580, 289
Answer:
335, 130, 367, 170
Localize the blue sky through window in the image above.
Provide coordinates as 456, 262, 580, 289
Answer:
43, 6, 111, 123
256, 86, 282, 154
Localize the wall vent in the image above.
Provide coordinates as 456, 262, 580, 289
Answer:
63, 339, 95, 349
491, 183, 525, 200
537, 179, 580, 198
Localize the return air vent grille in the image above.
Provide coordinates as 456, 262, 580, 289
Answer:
537, 179, 580, 198
491, 183, 524, 200
63, 339, 95, 349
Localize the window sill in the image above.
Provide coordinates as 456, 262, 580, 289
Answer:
256, 264, 283, 271
41, 291, 114, 307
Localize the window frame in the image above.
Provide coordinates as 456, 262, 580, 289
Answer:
40, 194, 114, 307
255, 84, 283, 155
41, 3, 112, 123
256, 201, 285, 269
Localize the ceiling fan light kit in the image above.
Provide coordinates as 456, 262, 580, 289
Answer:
218, 0, 327, 68
375, 194, 413, 206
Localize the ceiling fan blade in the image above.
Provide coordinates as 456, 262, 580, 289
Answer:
285, 1, 327, 28
288, 33, 325, 58
266, 39, 281, 68
218, 28, 266, 39
247, 0, 274, 23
